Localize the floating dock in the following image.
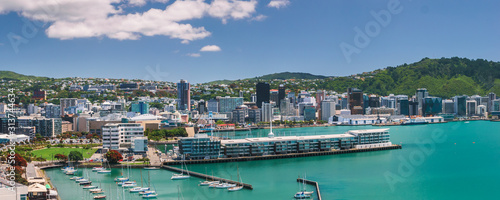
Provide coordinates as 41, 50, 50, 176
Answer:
161, 165, 253, 190
297, 178, 322, 200
164, 145, 402, 165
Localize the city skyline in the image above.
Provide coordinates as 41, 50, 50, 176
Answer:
0, 0, 499, 83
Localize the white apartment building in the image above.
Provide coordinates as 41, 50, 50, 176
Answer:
102, 123, 144, 152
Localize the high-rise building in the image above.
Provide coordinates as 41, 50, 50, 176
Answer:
442, 99, 455, 114
454, 96, 467, 117
321, 100, 336, 121
261, 102, 273, 122
347, 88, 364, 115
256, 82, 270, 108
466, 100, 477, 117
131, 101, 150, 114
218, 96, 243, 113
198, 100, 206, 114
60, 98, 77, 116
493, 99, 500, 112
303, 105, 316, 121
206, 99, 218, 113
368, 96, 380, 108
45, 104, 61, 118
177, 79, 190, 110
423, 97, 442, 116
488, 92, 497, 112
270, 90, 279, 104
232, 108, 245, 124
409, 101, 419, 116
278, 85, 286, 108
251, 93, 257, 103
416, 88, 429, 115
398, 99, 410, 116
248, 106, 261, 123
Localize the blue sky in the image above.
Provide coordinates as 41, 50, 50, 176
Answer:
0, 0, 499, 83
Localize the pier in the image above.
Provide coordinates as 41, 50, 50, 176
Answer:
161, 165, 253, 190
164, 145, 402, 165
297, 178, 322, 200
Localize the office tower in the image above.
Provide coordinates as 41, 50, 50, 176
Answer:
251, 93, 257, 103
207, 99, 218, 113
347, 88, 364, 115
422, 97, 442, 116
256, 82, 270, 108
45, 104, 61, 118
248, 106, 261, 123
60, 98, 77, 116
416, 88, 429, 115
493, 99, 500, 112
261, 102, 273, 122
232, 108, 245, 124
270, 90, 279, 104
218, 96, 243, 113
278, 85, 286, 108
454, 96, 467, 117
198, 100, 206, 114
442, 100, 455, 114
466, 100, 477, 117
177, 79, 190, 110
409, 101, 418, 116
303, 105, 316, 121
488, 92, 497, 112
398, 99, 409, 116
321, 100, 336, 121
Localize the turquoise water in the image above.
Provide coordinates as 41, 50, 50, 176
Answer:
45, 121, 500, 199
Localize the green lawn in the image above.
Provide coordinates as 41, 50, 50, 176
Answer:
32, 148, 98, 161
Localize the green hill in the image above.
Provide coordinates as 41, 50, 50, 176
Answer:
0, 71, 49, 81
320, 57, 500, 98
257, 72, 328, 80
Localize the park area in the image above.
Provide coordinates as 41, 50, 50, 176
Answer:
32, 147, 97, 161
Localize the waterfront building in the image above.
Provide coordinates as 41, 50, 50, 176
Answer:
178, 134, 221, 160
131, 101, 150, 114
218, 96, 243, 113
368, 95, 380, 108
423, 97, 442, 116
454, 96, 467, 117
398, 99, 410, 116
492, 99, 500, 112
321, 100, 336, 121
368, 107, 395, 115
416, 88, 429, 115
3, 116, 62, 137
132, 136, 148, 153
256, 82, 270, 108
176, 79, 190, 111
280, 98, 295, 116
442, 99, 455, 114
198, 100, 206, 114
102, 123, 144, 152
488, 92, 497, 112
303, 105, 316, 121
477, 105, 487, 117
248, 106, 261, 123
466, 100, 477, 117
348, 88, 364, 114
261, 102, 273, 122
337, 115, 386, 125
232, 108, 246, 124
270, 90, 279, 104
220, 129, 390, 158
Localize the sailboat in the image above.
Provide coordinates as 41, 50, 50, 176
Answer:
114, 164, 129, 182
294, 174, 313, 198
140, 172, 157, 196
228, 165, 243, 191
97, 160, 111, 174
171, 157, 190, 180
199, 168, 219, 186
130, 170, 151, 193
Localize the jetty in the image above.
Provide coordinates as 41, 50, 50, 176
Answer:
164, 145, 402, 165
297, 178, 322, 200
161, 165, 253, 190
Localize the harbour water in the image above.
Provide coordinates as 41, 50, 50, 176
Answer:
45, 121, 500, 199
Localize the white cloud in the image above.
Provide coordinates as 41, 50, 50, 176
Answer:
187, 53, 201, 57
267, 0, 290, 9
250, 14, 267, 21
0, 0, 259, 42
200, 45, 221, 52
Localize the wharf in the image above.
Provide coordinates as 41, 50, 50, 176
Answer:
297, 178, 321, 200
164, 145, 402, 165
161, 165, 253, 190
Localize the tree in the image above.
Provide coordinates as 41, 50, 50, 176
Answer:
12, 153, 27, 167
216, 120, 224, 125
68, 151, 83, 162
54, 154, 68, 162
105, 150, 123, 164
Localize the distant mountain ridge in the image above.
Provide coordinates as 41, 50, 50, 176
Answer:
0, 71, 49, 81
207, 72, 328, 84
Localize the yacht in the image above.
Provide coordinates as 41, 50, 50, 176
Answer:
83, 185, 98, 189
130, 187, 150, 193
92, 167, 104, 172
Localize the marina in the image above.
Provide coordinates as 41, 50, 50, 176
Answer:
43, 121, 500, 199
